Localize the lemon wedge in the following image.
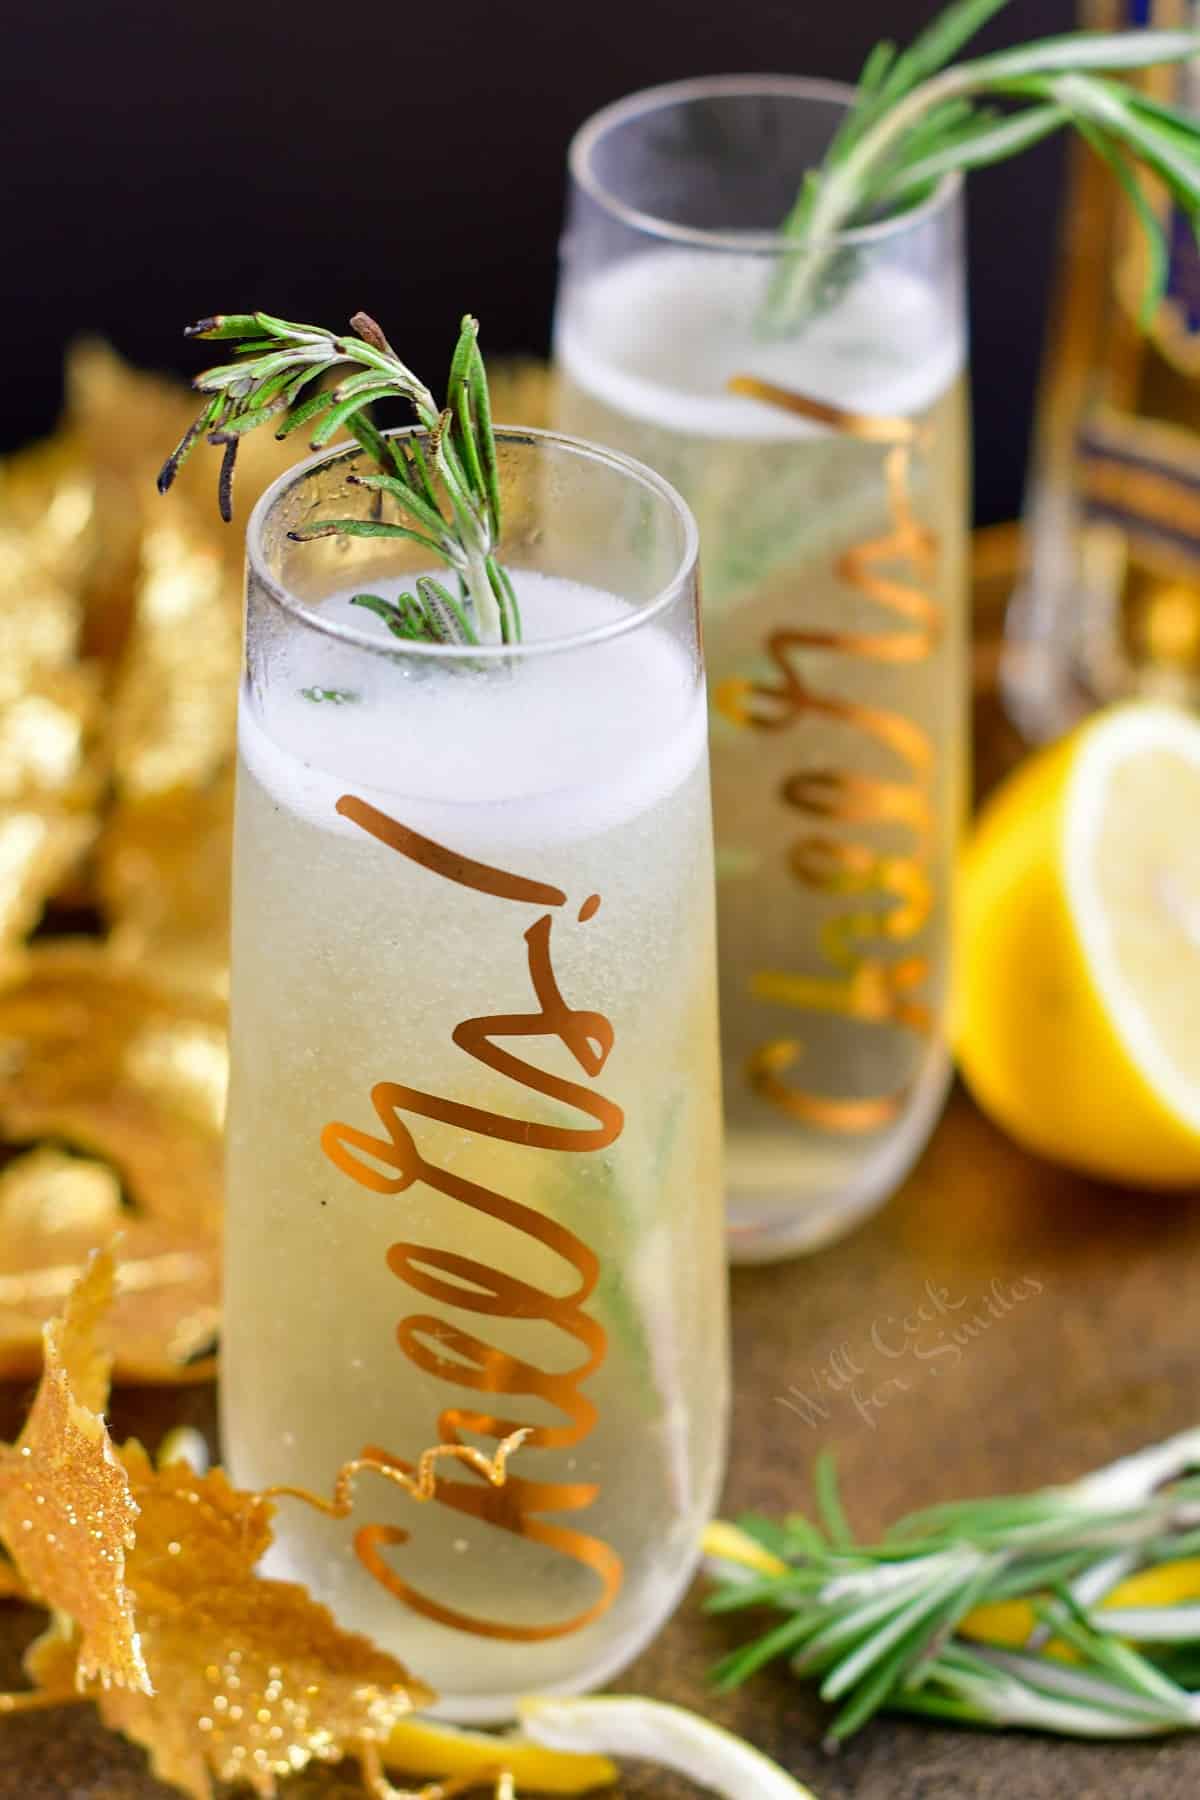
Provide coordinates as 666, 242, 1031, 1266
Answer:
520, 1695, 818, 1798
957, 704, 1200, 1185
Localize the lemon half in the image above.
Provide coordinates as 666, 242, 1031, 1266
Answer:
957, 704, 1200, 1186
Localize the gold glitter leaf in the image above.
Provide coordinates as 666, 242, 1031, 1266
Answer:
0, 1241, 618, 1800
0, 1249, 148, 1692
0, 1556, 29, 1600
79, 1446, 434, 1800
0, 946, 223, 1383
1, 1259, 432, 1797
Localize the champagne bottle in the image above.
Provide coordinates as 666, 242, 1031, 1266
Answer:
1005, 0, 1200, 739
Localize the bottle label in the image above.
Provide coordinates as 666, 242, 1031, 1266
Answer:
1079, 408, 1200, 574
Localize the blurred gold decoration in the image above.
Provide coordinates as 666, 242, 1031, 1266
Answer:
70, 1442, 436, 1800
98, 772, 234, 997
0, 436, 99, 599
0, 947, 223, 1382
486, 357, 556, 433
0, 1254, 585, 1800
0, 505, 104, 955
0, 1559, 27, 1600
81, 343, 276, 992
97, 507, 240, 997
0, 807, 97, 966
0, 344, 557, 1379
0, 1252, 147, 1692
109, 521, 240, 801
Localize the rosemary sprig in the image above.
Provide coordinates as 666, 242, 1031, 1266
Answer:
157, 310, 517, 647
704, 1429, 1200, 1747
771, 0, 1200, 326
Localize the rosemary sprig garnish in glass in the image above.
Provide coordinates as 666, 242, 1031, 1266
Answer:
705, 1428, 1200, 1747
157, 309, 519, 647
770, 0, 1200, 326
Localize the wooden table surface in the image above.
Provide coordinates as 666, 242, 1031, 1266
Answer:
3, 533, 1199, 1798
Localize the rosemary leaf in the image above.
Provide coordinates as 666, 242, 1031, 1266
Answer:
770, 9, 1200, 330
310, 385, 406, 448
210, 399, 290, 438
487, 555, 522, 644
184, 313, 264, 339
878, 103, 1071, 210
814, 1451, 855, 1549
417, 574, 480, 645
288, 518, 445, 555
351, 593, 426, 641
782, 1513, 832, 1559
469, 342, 502, 535
159, 306, 516, 647
341, 406, 391, 474
967, 28, 1200, 81
711, 1612, 820, 1693
706, 1425, 1200, 1743
878, 0, 1016, 102
859, 40, 899, 97
348, 472, 458, 547
274, 387, 338, 438
1075, 118, 1169, 324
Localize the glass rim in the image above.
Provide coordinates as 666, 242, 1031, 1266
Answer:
245, 423, 701, 663
568, 72, 962, 254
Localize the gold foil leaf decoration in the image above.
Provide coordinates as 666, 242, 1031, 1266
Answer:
63, 338, 295, 593
95, 494, 242, 996
0, 510, 105, 952
0, 667, 103, 809
108, 521, 240, 804
89, 1446, 434, 1800
0, 1557, 28, 1601
0, 432, 98, 599
0, 946, 223, 1383
0, 1249, 148, 1692
99, 772, 234, 1000
0, 534, 85, 693
0, 343, 563, 1389
0, 1256, 619, 1799
0, 808, 97, 962
0, 1255, 432, 1798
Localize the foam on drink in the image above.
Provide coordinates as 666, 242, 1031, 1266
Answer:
555, 245, 969, 1259
224, 560, 727, 1716
556, 247, 964, 439
242, 569, 708, 849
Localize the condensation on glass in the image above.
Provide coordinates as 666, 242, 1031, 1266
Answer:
223, 427, 729, 1720
553, 77, 971, 1261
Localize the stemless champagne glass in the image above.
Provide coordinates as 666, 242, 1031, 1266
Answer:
554, 76, 970, 1263
222, 426, 728, 1721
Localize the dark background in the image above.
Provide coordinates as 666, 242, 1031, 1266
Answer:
2, 0, 1075, 523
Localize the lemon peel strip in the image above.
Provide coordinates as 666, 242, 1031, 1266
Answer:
520, 1695, 818, 1798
